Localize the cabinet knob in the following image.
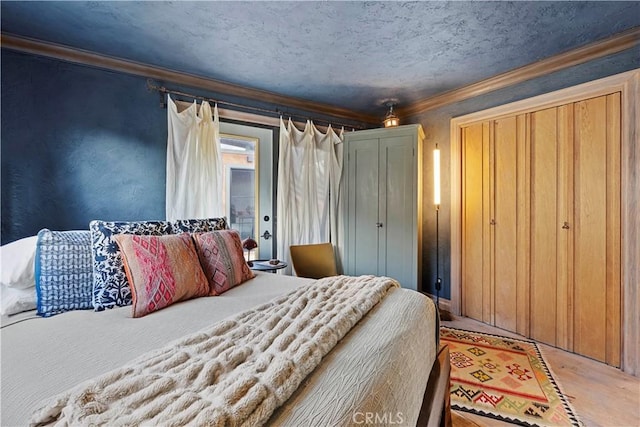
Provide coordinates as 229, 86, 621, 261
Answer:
375, 222, 384, 228
490, 219, 496, 225
562, 222, 570, 230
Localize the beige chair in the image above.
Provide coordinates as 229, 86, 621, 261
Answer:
289, 243, 338, 279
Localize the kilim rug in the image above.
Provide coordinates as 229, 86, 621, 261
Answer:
440, 327, 582, 427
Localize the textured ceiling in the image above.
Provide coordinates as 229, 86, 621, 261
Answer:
1, 1, 639, 115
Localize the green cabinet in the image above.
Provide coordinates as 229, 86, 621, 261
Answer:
343, 125, 424, 290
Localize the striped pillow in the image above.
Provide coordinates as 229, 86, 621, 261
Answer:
192, 230, 255, 296
35, 229, 93, 317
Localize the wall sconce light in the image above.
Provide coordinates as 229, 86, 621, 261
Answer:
383, 103, 400, 128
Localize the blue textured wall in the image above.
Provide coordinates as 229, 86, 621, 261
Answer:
0, 50, 365, 245
415, 48, 640, 299
1, 50, 168, 244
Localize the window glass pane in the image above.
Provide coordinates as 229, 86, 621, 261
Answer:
229, 168, 255, 239
221, 136, 257, 242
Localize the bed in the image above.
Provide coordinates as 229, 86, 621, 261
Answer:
1, 224, 450, 426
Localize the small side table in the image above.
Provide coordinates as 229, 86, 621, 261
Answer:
248, 260, 287, 273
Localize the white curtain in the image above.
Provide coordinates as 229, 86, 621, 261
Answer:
276, 118, 344, 274
166, 95, 224, 221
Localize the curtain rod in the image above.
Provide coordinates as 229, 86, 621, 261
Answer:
146, 80, 365, 131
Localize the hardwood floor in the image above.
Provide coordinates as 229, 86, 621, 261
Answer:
442, 316, 640, 427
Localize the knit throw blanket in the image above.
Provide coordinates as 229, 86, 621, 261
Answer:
31, 275, 399, 427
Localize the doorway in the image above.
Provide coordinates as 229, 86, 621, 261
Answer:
219, 122, 274, 260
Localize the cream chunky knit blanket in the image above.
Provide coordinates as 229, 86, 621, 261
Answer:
31, 275, 399, 427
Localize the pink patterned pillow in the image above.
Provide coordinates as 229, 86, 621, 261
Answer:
192, 230, 255, 296
114, 233, 209, 318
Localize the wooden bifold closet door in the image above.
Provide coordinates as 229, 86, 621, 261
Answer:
462, 116, 528, 335
461, 92, 621, 366
572, 94, 621, 365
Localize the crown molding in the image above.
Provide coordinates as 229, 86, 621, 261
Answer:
399, 26, 640, 117
0, 32, 379, 125
2, 27, 638, 122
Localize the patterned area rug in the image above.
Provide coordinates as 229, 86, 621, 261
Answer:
440, 327, 582, 427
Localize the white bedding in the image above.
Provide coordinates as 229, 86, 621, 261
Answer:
1, 272, 437, 426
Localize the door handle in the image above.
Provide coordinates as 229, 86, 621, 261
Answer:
261, 230, 272, 240
375, 222, 384, 228
490, 219, 496, 225
562, 222, 570, 230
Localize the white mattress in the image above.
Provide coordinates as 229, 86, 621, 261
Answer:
1, 273, 437, 426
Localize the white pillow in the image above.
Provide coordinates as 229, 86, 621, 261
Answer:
0, 284, 37, 315
0, 236, 38, 289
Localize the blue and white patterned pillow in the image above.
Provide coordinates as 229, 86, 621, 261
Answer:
35, 229, 93, 317
90, 220, 173, 311
171, 217, 228, 234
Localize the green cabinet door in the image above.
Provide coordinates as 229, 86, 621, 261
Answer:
344, 125, 423, 291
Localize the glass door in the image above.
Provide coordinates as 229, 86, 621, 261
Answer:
219, 122, 273, 260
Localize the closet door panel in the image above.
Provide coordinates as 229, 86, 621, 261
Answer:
556, 104, 574, 351
482, 123, 492, 323
347, 138, 380, 276
493, 117, 518, 331
462, 123, 486, 322
530, 107, 559, 346
573, 94, 620, 365
380, 136, 416, 288
515, 114, 531, 337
